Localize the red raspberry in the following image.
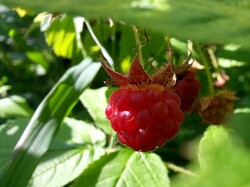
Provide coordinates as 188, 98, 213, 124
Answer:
199, 90, 238, 125
174, 71, 201, 113
101, 55, 184, 151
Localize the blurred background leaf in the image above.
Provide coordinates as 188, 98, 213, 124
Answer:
0, 96, 33, 118
172, 113, 250, 187
1, 0, 250, 47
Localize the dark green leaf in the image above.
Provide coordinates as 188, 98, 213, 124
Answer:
9, 29, 49, 70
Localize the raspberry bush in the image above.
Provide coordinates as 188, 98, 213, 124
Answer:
0, 3, 248, 187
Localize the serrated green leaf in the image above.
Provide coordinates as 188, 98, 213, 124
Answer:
28, 147, 104, 187
74, 148, 170, 187
0, 95, 33, 118
0, 117, 106, 187
50, 117, 106, 149
0, 58, 101, 187
28, 117, 106, 187
2, 0, 250, 47
80, 87, 112, 134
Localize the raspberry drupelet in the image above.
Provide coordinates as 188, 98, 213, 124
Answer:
101, 55, 184, 152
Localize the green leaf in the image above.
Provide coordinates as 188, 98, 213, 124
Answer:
74, 148, 170, 187
0, 95, 33, 118
2, 0, 250, 47
9, 29, 49, 70
80, 87, 112, 134
28, 118, 106, 187
198, 126, 229, 170
0, 117, 106, 187
0, 118, 28, 174
226, 108, 250, 147
45, 15, 79, 59
172, 125, 250, 187
0, 58, 101, 187
50, 117, 106, 149
29, 147, 104, 187
0, 85, 11, 95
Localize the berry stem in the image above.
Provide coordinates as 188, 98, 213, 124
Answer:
196, 45, 215, 95
132, 25, 144, 66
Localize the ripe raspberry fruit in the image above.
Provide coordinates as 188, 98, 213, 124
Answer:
174, 70, 201, 112
101, 55, 184, 152
199, 90, 238, 125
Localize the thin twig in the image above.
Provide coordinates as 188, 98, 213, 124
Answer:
166, 162, 196, 177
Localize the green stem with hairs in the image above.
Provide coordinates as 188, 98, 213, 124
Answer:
132, 25, 144, 66
196, 45, 215, 95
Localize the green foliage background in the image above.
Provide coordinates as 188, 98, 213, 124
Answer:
0, 0, 250, 187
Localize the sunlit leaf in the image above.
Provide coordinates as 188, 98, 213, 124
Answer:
28, 118, 106, 187
80, 87, 112, 134
74, 148, 170, 187
29, 147, 104, 187
0, 85, 11, 95
45, 15, 79, 59
0, 117, 106, 187
50, 117, 106, 149
0, 95, 33, 118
